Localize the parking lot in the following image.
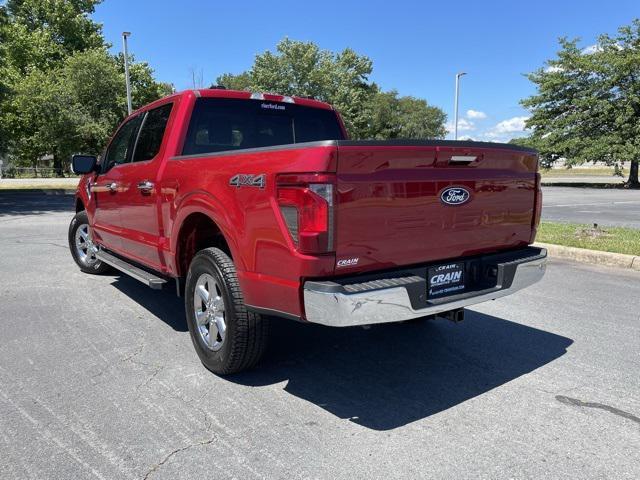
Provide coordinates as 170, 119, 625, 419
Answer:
542, 187, 640, 229
1, 192, 639, 479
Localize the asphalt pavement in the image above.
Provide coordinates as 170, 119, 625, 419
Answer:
542, 186, 640, 229
1, 192, 639, 479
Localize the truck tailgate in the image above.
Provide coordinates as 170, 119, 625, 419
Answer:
334, 141, 539, 273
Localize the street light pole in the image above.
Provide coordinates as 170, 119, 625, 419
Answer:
454, 72, 467, 140
122, 32, 132, 115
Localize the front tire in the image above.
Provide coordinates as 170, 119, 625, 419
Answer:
185, 247, 269, 375
68, 211, 110, 274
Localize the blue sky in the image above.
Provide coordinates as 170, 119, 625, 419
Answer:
94, 0, 638, 141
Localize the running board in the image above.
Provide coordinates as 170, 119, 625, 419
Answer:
96, 250, 167, 290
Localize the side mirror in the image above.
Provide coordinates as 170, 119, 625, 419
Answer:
71, 154, 98, 174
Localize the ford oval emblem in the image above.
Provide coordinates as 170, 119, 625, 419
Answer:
440, 187, 470, 205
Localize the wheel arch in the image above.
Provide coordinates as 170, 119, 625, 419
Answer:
173, 207, 240, 278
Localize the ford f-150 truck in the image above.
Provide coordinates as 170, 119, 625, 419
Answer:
69, 88, 547, 374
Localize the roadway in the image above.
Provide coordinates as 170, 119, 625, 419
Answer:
542, 186, 640, 229
0, 192, 638, 479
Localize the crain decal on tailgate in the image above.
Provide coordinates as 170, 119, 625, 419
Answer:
229, 174, 266, 189
337, 257, 359, 268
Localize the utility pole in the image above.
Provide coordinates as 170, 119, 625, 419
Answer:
122, 32, 133, 115
454, 72, 467, 140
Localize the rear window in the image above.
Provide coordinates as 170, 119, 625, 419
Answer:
181, 98, 345, 156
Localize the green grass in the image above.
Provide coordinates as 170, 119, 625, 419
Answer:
540, 167, 619, 177
537, 222, 640, 256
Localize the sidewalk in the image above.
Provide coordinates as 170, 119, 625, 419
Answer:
0, 177, 79, 190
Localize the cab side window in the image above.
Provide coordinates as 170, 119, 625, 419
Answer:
103, 115, 143, 171
133, 103, 173, 163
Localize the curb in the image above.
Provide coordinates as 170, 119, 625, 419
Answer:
0, 188, 75, 195
535, 242, 640, 272
541, 182, 626, 189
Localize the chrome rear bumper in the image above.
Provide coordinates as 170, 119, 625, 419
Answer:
303, 248, 547, 327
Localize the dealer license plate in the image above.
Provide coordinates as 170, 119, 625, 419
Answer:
427, 262, 465, 298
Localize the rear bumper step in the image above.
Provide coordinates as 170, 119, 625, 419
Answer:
96, 250, 167, 289
303, 247, 547, 327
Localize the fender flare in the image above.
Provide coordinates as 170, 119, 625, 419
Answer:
170, 190, 245, 272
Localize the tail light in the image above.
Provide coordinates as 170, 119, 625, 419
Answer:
531, 172, 543, 242
276, 173, 335, 254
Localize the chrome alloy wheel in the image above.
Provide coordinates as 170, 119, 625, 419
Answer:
74, 223, 98, 266
193, 273, 227, 351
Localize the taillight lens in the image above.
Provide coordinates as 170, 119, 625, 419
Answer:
276, 174, 335, 254
531, 172, 543, 242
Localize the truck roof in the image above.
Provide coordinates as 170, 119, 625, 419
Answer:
194, 88, 334, 110
182, 88, 334, 111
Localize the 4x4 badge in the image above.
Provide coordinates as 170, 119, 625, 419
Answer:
229, 174, 266, 189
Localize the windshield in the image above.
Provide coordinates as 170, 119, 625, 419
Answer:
181, 98, 345, 156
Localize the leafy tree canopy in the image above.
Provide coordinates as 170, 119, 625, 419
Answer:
0, 0, 172, 174
3, 0, 104, 72
217, 38, 446, 140
522, 19, 640, 187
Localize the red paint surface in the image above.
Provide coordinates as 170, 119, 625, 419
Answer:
77, 89, 540, 319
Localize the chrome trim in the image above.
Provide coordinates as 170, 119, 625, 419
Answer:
303, 252, 547, 327
95, 250, 167, 289
449, 155, 477, 162
90, 182, 117, 193
137, 180, 154, 193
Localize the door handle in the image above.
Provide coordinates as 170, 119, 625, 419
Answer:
90, 182, 118, 193
137, 180, 154, 193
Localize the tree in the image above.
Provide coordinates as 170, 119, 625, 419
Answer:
219, 38, 375, 138
216, 72, 252, 91
4, 48, 172, 175
114, 53, 174, 108
522, 19, 640, 187
5, 49, 119, 174
1, 0, 104, 74
367, 88, 447, 139
217, 38, 446, 140
0, 7, 12, 154
0, 0, 172, 175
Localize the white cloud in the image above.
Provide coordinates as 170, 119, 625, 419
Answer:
545, 65, 564, 73
479, 116, 530, 142
446, 118, 475, 134
581, 44, 602, 55
466, 109, 487, 120
457, 118, 475, 131
582, 43, 623, 55
493, 116, 529, 134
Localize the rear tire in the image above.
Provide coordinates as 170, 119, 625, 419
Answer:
185, 247, 269, 375
68, 211, 110, 274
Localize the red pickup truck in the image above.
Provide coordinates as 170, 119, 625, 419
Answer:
69, 88, 547, 374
